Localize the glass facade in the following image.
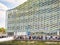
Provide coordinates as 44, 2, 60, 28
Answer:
7, 0, 60, 33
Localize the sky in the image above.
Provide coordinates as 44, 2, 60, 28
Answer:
0, 0, 27, 28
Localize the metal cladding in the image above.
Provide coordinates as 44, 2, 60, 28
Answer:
7, 0, 60, 33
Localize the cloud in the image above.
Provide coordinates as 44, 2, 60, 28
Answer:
4, 0, 17, 3
4, 0, 27, 4
16, 0, 27, 6
0, 0, 27, 9
3, 0, 27, 9
0, 3, 8, 10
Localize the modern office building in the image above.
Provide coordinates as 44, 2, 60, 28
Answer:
6, 0, 60, 35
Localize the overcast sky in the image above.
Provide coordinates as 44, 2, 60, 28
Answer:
0, 0, 27, 28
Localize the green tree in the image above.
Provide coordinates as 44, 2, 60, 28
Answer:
0, 27, 6, 33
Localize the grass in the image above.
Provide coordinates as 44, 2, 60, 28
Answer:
0, 40, 60, 45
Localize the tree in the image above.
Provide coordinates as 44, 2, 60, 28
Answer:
0, 27, 6, 33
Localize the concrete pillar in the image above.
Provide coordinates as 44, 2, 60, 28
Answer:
43, 35, 45, 40
57, 30, 59, 35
